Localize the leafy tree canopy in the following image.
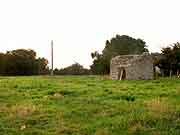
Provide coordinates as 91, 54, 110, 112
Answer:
156, 42, 180, 76
91, 35, 149, 74
0, 49, 49, 75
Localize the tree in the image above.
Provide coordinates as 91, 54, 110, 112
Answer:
0, 49, 49, 75
0, 53, 6, 75
90, 35, 149, 74
54, 63, 90, 75
35, 57, 49, 75
6, 49, 37, 75
157, 42, 180, 77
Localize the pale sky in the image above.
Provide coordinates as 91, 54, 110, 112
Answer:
0, 0, 180, 69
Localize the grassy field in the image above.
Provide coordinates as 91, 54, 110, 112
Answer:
0, 76, 180, 135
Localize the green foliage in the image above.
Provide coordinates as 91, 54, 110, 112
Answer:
54, 63, 90, 75
91, 35, 149, 74
0, 49, 49, 75
0, 76, 180, 135
156, 42, 180, 76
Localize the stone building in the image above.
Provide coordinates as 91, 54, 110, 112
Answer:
110, 54, 154, 80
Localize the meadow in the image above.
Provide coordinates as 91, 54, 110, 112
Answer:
0, 76, 180, 135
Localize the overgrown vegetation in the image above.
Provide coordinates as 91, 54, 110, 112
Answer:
0, 49, 49, 75
0, 76, 179, 135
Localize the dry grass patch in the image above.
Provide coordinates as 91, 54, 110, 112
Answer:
152, 130, 161, 135
95, 129, 111, 135
176, 86, 180, 95
128, 122, 144, 133
145, 98, 174, 118
0, 104, 37, 118
0, 104, 9, 113
12, 104, 37, 117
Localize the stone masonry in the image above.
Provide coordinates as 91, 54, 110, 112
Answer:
110, 54, 154, 80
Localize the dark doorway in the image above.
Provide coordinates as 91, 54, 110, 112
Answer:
118, 67, 126, 80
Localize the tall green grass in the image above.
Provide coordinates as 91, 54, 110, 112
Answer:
0, 76, 180, 135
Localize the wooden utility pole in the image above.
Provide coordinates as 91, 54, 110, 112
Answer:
51, 40, 54, 76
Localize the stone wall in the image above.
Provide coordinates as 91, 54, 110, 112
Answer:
110, 54, 154, 80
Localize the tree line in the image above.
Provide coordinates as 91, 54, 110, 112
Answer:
54, 63, 90, 75
0, 49, 49, 75
0, 34, 180, 76
90, 34, 180, 77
